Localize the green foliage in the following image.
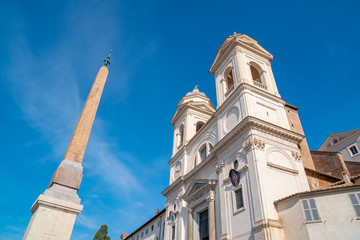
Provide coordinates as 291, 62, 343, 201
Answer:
93, 225, 111, 240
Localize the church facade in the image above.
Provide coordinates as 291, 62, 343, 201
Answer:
123, 33, 360, 240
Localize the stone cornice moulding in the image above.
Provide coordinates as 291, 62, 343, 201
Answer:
210, 40, 273, 74
274, 184, 360, 205
171, 81, 288, 164
164, 116, 303, 196
171, 102, 215, 126
215, 82, 286, 116
267, 162, 299, 174
31, 194, 83, 215
319, 129, 360, 151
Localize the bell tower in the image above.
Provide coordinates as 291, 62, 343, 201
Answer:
170, 86, 215, 156
210, 33, 290, 136
208, 34, 311, 239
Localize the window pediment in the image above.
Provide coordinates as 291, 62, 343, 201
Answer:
183, 179, 217, 202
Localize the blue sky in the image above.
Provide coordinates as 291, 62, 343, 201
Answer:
1, 0, 359, 239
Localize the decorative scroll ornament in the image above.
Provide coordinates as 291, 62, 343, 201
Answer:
291, 151, 302, 161
243, 138, 265, 151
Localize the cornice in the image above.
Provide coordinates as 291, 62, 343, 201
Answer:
210, 40, 273, 74
171, 103, 215, 126
319, 130, 360, 151
164, 116, 304, 196
215, 82, 286, 118
275, 184, 360, 205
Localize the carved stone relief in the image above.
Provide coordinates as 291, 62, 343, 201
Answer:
291, 151, 302, 161
243, 138, 265, 151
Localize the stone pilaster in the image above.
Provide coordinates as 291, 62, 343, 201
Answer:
207, 190, 216, 240
188, 209, 193, 240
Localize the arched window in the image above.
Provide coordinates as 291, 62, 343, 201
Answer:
250, 65, 261, 83
200, 144, 207, 161
224, 68, 235, 97
178, 125, 184, 147
227, 70, 234, 88
249, 62, 267, 90
196, 121, 205, 132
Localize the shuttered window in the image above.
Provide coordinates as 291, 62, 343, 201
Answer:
302, 198, 321, 222
349, 193, 360, 218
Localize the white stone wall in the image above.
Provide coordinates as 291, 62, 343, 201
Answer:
127, 212, 166, 240
277, 189, 360, 240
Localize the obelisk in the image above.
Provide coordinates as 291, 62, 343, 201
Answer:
23, 52, 112, 240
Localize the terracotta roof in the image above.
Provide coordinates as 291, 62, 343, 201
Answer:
124, 208, 166, 239
304, 167, 341, 181
275, 174, 360, 204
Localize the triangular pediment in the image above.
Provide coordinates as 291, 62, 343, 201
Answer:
183, 179, 217, 202
210, 33, 274, 74
171, 102, 215, 125
318, 129, 360, 151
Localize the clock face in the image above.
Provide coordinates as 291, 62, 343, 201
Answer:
229, 169, 240, 187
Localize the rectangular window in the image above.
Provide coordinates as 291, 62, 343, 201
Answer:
302, 198, 321, 222
171, 226, 175, 240
349, 193, 360, 218
146, 229, 148, 235
235, 187, 244, 210
141, 232, 143, 237
349, 145, 359, 156
199, 209, 209, 240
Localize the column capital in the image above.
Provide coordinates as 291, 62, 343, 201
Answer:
216, 162, 224, 175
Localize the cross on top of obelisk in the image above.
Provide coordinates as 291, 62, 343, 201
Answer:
103, 50, 112, 67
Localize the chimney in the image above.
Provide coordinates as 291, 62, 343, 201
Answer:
155, 209, 159, 215
342, 171, 352, 184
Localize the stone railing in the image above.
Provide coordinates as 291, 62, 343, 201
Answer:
225, 85, 235, 97
253, 81, 267, 90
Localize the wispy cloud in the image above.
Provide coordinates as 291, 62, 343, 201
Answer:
4, 1, 147, 238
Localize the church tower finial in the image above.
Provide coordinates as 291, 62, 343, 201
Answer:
23, 61, 110, 240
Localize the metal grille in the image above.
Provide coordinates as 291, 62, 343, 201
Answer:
235, 188, 244, 210
171, 226, 175, 240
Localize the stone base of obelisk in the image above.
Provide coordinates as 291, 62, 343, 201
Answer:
23, 185, 83, 240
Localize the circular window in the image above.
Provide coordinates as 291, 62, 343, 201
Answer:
234, 160, 239, 169
331, 138, 339, 145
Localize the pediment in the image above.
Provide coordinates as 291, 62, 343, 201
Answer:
183, 179, 217, 202
318, 129, 360, 150
171, 102, 215, 125
210, 33, 273, 74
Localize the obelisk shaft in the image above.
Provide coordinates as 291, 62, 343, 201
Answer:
64, 66, 108, 163
49, 66, 109, 190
